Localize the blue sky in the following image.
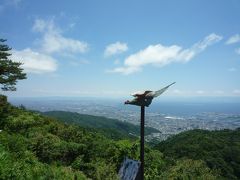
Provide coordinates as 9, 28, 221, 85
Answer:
0, 0, 240, 98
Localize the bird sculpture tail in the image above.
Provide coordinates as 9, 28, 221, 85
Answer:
147, 82, 176, 98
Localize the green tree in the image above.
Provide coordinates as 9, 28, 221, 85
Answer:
0, 95, 10, 126
0, 39, 26, 91
160, 159, 218, 180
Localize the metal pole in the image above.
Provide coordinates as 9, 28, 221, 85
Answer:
140, 105, 145, 180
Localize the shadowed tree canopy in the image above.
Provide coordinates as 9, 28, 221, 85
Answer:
0, 39, 26, 91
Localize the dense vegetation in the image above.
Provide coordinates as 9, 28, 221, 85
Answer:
0, 95, 167, 179
156, 129, 240, 179
0, 95, 239, 179
43, 111, 159, 140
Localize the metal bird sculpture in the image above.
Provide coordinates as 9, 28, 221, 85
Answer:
125, 82, 176, 107
123, 82, 175, 180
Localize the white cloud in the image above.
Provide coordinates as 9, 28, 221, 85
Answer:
178, 33, 223, 62
42, 32, 88, 54
32, 19, 51, 33
11, 48, 57, 73
32, 19, 88, 54
104, 42, 128, 57
6, 18, 90, 75
226, 34, 240, 44
124, 44, 181, 67
106, 66, 141, 75
109, 33, 222, 75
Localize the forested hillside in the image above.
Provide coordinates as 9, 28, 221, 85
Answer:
1, 95, 239, 179
0, 95, 166, 179
43, 111, 159, 140
156, 129, 240, 179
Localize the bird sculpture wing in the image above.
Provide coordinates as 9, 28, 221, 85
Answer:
146, 82, 176, 98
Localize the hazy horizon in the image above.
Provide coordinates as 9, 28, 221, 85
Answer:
7, 95, 240, 101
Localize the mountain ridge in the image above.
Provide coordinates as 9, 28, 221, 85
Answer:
43, 110, 160, 140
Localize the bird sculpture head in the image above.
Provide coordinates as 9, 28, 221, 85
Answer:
124, 100, 130, 104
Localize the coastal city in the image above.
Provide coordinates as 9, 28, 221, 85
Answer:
10, 98, 240, 142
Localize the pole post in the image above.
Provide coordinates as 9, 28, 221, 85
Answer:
140, 105, 145, 180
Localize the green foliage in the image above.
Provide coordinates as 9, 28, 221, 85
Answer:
0, 102, 123, 179
29, 132, 86, 165
0, 133, 87, 180
5, 112, 44, 133
1, 99, 240, 179
72, 157, 118, 180
156, 129, 240, 179
0, 39, 26, 91
43, 111, 160, 140
0, 95, 10, 126
160, 159, 218, 180
145, 148, 165, 179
